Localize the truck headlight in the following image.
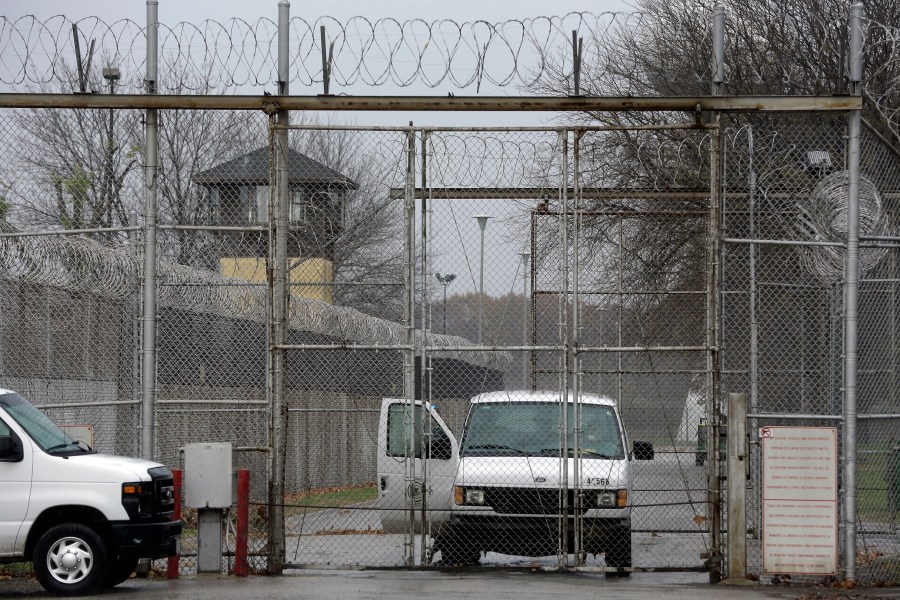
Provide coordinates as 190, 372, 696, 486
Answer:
122, 482, 153, 519
597, 491, 617, 508
454, 486, 486, 506
596, 490, 628, 508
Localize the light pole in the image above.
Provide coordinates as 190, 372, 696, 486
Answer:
102, 66, 119, 231
474, 215, 492, 344
435, 272, 456, 334
519, 251, 531, 389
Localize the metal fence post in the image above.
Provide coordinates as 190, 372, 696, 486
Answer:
404, 124, 417, 566
266, 0, 290, 575
572, 129, 584, 566
707, 1, 726, 583
140, 0, 159, 461
843, 1, 864, 583
723, 393, 751, 584
558, 129, 570, 568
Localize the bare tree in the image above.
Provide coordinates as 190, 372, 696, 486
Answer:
529, 0, 900, 311
155, 64, 262, 268
12, 61, 141, 239
289, 125, 407, 320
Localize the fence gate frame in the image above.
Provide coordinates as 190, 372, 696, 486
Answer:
260, 113, 858, 575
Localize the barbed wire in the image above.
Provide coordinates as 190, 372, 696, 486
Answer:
794, 171, 891, 284
0, 221, 509, 369
0, 13, 627, 92
2, 12, 898, 142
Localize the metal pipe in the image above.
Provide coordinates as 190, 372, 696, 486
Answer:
747, 126, 760, 543
36, 400, 140, 409
419, 128, 430, 567
266, 0, 290, 576
558, 130, 570, 567
403, 125, 417, 566
140, 0, 159, 462
748, 413, 900, 421
0, 227, 144, 239
707, 14, 725, 576
724, 237, 845, 248
712, 3, 726, 95
578, 345, 708, 352
843, 2, 864, 582
748, 128, 758, 420
0, 94, 861, 112
475, 215, 491, 345
521, 251, 531, 388
572, 129, 583, 564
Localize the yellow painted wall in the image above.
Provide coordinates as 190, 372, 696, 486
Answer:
219, 257, 333, 303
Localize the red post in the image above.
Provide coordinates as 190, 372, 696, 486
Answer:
235, 468, 250, 577
167, 468, 182, 579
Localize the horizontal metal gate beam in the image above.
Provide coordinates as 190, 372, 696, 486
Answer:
0, 93, 862, 112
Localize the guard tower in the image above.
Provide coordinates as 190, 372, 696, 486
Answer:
193, 147, 358, 303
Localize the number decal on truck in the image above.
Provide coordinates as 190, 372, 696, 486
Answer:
585, 477, 610, 486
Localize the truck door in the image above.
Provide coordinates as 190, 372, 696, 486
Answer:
0, 415, 32, 556
377, 398, 458, 535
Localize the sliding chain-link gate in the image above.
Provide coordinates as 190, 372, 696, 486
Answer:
271, 123, 718, 572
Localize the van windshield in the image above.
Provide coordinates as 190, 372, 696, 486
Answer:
0, 391, 88, 454
461, 401, 624, 459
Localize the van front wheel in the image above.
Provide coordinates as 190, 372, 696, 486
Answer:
104, 556, 139, 588
33, 523, 109, 595
604, 530, 632, 577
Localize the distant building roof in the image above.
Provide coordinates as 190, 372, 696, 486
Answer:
193, 147, 358, 189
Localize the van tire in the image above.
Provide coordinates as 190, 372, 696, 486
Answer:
33, 523, 109, 595
104, 556, 139, 588
604, 531, 632, 577
436, 539, 480, 566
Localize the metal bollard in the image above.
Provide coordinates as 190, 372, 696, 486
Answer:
235, 469, 250, 576
167, 468, 183, 579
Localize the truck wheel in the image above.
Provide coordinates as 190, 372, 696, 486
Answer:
33, 523, 109, 595
605, 531, 632, 577
104, 556, 139, 588
437, 539, 480, 566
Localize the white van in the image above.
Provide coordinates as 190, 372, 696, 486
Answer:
377, 390, 653, 571
0, 388, 181, 595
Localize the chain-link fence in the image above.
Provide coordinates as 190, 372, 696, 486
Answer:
2, 105, 899, 583
721, 113, 900, 584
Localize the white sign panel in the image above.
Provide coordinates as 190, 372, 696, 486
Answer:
60, 424, 94, 448
761, 426, 838, 575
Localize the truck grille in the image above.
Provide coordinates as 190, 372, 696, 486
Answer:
148, 466, 175, 518
482, 488, 588, 515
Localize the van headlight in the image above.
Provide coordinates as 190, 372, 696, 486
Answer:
597, 491, 617, 508
597, 490, 628, 508
454, 486, 486, 505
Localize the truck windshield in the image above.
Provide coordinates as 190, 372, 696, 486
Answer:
461, 401, 624, 459
0, 391, 86, 454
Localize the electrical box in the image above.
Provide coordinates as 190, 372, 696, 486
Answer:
184, 442, 233, 509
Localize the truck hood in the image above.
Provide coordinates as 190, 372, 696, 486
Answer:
33, 451, 165, 483
458, 455, 628, 488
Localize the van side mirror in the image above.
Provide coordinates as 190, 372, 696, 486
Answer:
633, 440, 654, 461
0, 435, 23, 462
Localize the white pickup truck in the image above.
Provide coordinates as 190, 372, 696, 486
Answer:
0, 388, 181, 595
377, 391, 653, 571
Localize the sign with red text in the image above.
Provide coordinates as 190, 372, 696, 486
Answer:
761, 426, 838, 575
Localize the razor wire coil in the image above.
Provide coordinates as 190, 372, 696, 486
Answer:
0, 221, 508, 369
